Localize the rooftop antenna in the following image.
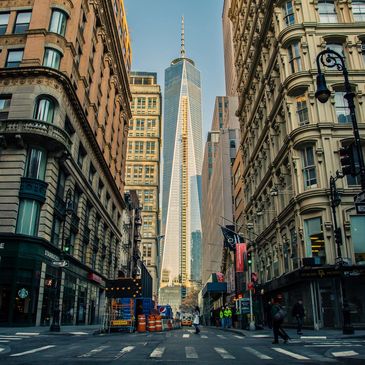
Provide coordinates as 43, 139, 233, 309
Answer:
180, 16, 185, 58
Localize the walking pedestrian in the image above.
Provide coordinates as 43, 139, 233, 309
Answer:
271, 298, 289, 344
219, 306, 225, 328
193, 306, 200, 334
292, 299, 305, 335
224, 306, 230, 328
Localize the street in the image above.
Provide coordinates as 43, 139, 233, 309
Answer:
1, 327, 365, 364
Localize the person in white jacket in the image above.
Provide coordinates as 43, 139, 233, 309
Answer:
193, 306, 200, 334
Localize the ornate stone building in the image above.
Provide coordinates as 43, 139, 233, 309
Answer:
0, 0, 131, 326
126, 72, 162, 299
228, 0, 365, 328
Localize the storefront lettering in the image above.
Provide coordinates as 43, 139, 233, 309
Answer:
44, 250, 59, 261
0, 242, 5, 249
87, 272, 104, 285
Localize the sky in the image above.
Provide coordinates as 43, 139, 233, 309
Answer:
124, 0, 226, 141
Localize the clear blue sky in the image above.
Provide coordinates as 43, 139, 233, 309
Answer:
124, 0, 225, 140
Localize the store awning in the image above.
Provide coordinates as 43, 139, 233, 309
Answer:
202, 282, 227, 298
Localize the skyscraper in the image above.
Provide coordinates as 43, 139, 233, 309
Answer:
160, 18, 203, 307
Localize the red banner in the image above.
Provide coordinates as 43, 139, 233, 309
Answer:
236, 243, 247, 273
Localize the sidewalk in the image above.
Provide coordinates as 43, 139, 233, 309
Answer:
217, 326, 365, 340
0, 324, 101, 336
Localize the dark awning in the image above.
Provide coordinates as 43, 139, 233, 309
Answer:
202, 282, 227, 297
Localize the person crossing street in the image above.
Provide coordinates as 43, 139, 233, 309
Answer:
292, 299, 305, 335
220, 307, 225, 328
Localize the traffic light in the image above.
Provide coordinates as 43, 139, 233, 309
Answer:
64, 237, 71, 253
334, 227, 343, 246
339, 145, 356, 177
247, 251, 252, 266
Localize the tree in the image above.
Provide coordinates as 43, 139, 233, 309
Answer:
180, 288, 199, 312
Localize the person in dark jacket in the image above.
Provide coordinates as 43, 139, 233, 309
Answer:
271, 298, 289, 344
292, 299, 305, 335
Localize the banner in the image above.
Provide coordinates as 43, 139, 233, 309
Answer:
220, 225, 243, 251
236, 242, 247, 273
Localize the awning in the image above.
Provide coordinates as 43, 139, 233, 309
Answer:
202, 282, 227, 298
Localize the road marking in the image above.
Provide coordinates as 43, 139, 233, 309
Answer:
272, 347, 310, 360
301, 336, 327, 340
185, 346, 198, 359
183, 334, 190, 338
78, 345, 109, 358
200, 335, 208, 338
0, 348, 5, 353
332, 350, 359, 357
0, 341, 10, 343
234, 335, 244, 339
69, 332, 88, 335
305, 344, 362, 348
243, 347, 272, 359
217, 334, 227, 339
15, 332, 39, 336
0, 337, 24, 341
10, 345, 56, 357
150, 346, 165, 358
252, 334, 270, 338
214, 347, 235, 359
0, 335, 26, 339
114, 346, 135, 359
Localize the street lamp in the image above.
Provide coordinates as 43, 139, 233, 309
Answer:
50, 187, 73, 332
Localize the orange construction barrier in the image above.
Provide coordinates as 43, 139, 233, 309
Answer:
148, 315, 155, 332
155, 315, 162, 332
137, 314, 146, 333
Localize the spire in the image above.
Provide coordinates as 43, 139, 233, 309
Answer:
180, 16, 185, 58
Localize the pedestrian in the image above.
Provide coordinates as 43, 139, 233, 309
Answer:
226, 306, 232, 328
271, 298, 289, 344
292, 299, 305, 335
193, 306, 200, 334
224, 306, 230, 328
219, 306, 225, 328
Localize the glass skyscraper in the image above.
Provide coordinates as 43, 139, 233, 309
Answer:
160, 18, 203, 306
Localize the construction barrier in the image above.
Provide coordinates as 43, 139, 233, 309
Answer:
155, 315, 162, 332
147, 315, 155, 332
137, 314, 146, 333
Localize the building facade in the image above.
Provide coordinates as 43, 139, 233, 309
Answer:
228, 0, 365, 328
126, 72, 162, 299
160, 18, 203, 309
0, 0, 131, 326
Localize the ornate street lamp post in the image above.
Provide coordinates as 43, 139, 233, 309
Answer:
50, 188, 74, 332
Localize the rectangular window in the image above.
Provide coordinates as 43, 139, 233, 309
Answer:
89, 163, 95, 184
13, 11, 32, 34
296, 95, 309, 126
49, 9, 67, 36
304, 217, 325, 264
346, 145, 361, 186
77, 143, 86, 169
0, 12, 10, 35
136, 97, 146, 109
318, 0, 337, 23
56, 169, 66, 198
64, 116, 75, 136
25, 148, 47, 180
288, 42, 302, 73
302, 146, 317, 188
0, 94, 11, 119
16, 199, 41, 236
98, 180, 104, 197
350, 215, 365, 264
6, 49, 24, 68
135, 119, 144, 131
148, 98, 157, 109
352, 1, 365, 21
282, 1, 295, 26
335, 91, 351, 124
43, 48, 62, 69
135, 141, 144, 154
51, 216, 62, 246
146, 141, 155, 155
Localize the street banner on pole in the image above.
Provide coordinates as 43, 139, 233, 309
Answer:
236, 243, 247, 272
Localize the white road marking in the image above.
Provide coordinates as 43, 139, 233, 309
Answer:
272, 347, 310, 360
183, 334, 190, 338
332, 350, 359, 357
252, 334, 270, 338
0, 335, 27, 339
10, 345, 56, 357
15, 332, 39, 336
0, 340, 10, 343
301, 336, 327, 340
150, 346, 165, 358
114, 346, 135, 359
200, 335, 208, 338
0, 348, 5, 353
0, 337, 24, 341
78, 345, 109, 358
243, 347, 272, 359
69, 332, 88, 335
214, 347, 235, 359
185, 346, 198, 359
217, 334, 227, 339
305, 344, 362, 348
234, 335, 244, 339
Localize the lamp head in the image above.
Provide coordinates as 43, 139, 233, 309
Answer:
315, 73, 331, 103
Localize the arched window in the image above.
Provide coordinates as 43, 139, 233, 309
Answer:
34, 96, 55, 123
49, 9, 67, 36
43, 47, 62, 69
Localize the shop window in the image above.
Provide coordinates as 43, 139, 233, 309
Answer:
353, 1, 365, 21
16, 199, 41, 236
43, 48, 62, 70
318, 0, 337, 23
25, 148, 47, 180
34, 96, 56, 123
6, 49, 24, 68
288, 42, 302, 73
296, 95, 309, 126
302, 146, 317, 189
304, 217, 326, 263
350, 215, 365, 264
282, 0, 295, 26
13, 11, 32, 34
334, 91, 351, 124
0, 12, 10, 35
0, 94, 11, 119
49, 9, 67, 36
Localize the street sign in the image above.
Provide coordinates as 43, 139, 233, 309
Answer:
52, 260, 69, 267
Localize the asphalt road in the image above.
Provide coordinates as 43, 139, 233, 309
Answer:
1, 327, 365, 364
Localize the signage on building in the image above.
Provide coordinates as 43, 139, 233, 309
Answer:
0, 242, 5, 249
45, 250, 59, 261
236, 243, 247, 273
18, 288, 28, 299
87, 272, 104, 285
52, 260, 69, 268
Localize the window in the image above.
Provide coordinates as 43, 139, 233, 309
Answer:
350, 215, 365, 264
282, 1, 295, 26
77, 143, 86, 169
64, 116, 75, 136
51, 216, 62, 246
56, 169, 66, 200
89, 164, 96, 184
135, 119, 144, 131
13, 11, 32, 34
16, 199, 41, 236
34, 96, 55, 123
129, 120, 133, 130
135, 141, 144, 154
334, 91, 351, 124
25, 148, 47, 180
0, 94, 11, 119
146, 141, 155, 155
43, 48, 62, 69
6, 49, 24, 68
318, 0, 337, 23
148, 98, 157, 109
98, 180, 104, 197
353, 1, 365, 21
326, 43, 344, 57
49, 9, 67, 36
304, 217, 325, 264
0, 12, 10, 35
143, 243, 152, 258
296, 95, 309, 126
73, 188, 80, 214
144, 190, 154, 203
346, 144, 361, 186
302, 146, 317, 188
136, 97, 146, 109
288, 42, 302, 73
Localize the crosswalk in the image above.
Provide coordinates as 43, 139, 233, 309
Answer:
0, 333, 40, 343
